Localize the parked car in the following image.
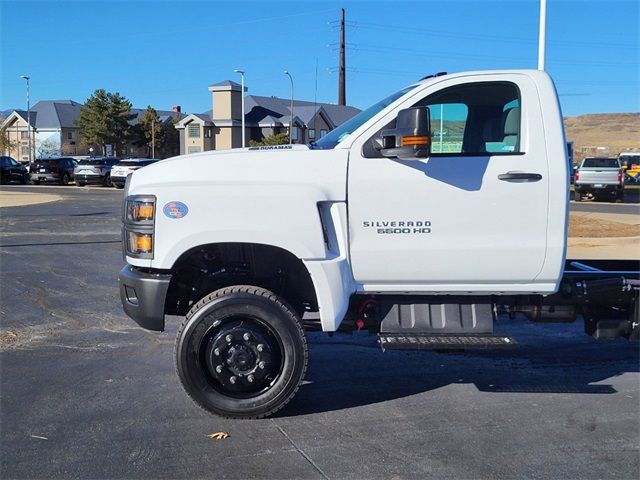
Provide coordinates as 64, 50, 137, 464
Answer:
574, 157, 624, 201
0, 156, 29, 184
30, 157, 77, 185
74, 157, 120, 187
110, 158, 159, 189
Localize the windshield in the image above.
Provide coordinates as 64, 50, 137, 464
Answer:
312, 85, 417, 150
582, 158, 619, 168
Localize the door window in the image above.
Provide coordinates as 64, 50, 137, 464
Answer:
365, 82, 522, 158
428, 103, 468, 154
419, 82, 521, 155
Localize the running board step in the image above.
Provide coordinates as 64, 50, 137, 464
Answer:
379, 334, 518, 351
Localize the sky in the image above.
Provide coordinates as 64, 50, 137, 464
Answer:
1, 0, 638, 117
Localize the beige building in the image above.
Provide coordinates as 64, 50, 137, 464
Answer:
1, 100, 85, 162
175, 80, 360, 153
1, 100, 182, 161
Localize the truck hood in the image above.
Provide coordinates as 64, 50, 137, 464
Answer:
127, 145, 348, 201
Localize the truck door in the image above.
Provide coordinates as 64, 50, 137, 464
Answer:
347, 75, 550, 289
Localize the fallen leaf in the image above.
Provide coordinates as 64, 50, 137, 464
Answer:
207, 432, 230, 440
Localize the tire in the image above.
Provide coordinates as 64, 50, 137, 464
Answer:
175, 285, 308, 419
573, 190, 581, 201
115, 184, 125, 189
61, 173, 70, 186
32, 180, 40, 185
0, 173, 7, 185
103, 175, 112, 187
19, 175, 27, 185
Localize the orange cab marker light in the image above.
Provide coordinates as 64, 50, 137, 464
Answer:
136, 204, 154, 220
135, 234, 153, 253
401, 135, 430, 146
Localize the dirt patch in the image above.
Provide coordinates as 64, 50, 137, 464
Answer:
569, 215, 640, 238
0, 191, 62, 208
0, 330, 19, 346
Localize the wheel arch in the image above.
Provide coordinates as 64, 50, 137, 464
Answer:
164, 242, 319, 319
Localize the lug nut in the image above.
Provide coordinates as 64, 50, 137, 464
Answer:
214, 348, 220, 356
257, 344, 264, 352
225, 335, 232, 343
243, 332, 250, 341
258, 361, 266, 369
247, 374, 254, 383
229, 376, 237, 384
215, 365, 223, 373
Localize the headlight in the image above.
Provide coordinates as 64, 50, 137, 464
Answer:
125, 231, 153, 255
123, 195, 156, 259
124, 196, 156, 223
126, 200, 155, 222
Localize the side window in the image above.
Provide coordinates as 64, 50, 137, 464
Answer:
427, 103, 468, 154
363, 82, 522, 159
420, 82, 521, 156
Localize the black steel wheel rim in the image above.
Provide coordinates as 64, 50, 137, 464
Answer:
198, 314, 284, 399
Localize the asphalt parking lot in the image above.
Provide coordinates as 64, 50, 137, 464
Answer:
1, 185, 639, 479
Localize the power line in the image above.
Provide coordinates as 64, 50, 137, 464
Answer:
343, 21, 637, 50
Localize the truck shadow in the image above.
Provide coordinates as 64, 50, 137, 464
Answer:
395, 156, 490, 191
280, 319, 639, 417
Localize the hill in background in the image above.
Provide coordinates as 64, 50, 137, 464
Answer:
564, 113, 640, 163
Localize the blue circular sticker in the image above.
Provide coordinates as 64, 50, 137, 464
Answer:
163, 201, 189, 219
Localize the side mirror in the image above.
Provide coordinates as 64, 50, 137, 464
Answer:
374, 107, 431, 160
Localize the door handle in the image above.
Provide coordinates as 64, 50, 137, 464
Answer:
498, 172, 542, 182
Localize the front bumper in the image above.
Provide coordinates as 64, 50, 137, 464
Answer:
119, 265, 172, 331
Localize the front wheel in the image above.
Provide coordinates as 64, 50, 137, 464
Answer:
61, 173, 70, 185
103, 175, 112, 187
175, 286, 308, 419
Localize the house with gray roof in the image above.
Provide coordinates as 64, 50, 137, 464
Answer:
175, 80, 360, 153
1, 100, 182, 161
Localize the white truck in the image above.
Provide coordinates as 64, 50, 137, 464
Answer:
119, 70, 639, 418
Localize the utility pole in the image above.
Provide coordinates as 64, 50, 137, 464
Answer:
151, 120, 155, 158
284, 70, 294, 144
538, 0, 547, 70
234, 70, 246, 148
338, 8, 346, 105
20, 75, 31, 163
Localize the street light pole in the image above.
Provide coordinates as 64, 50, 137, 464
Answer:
538, 0, 547, 70
20, 75, 31, 163
284, 70, 294, 144
234, 69, 246, 148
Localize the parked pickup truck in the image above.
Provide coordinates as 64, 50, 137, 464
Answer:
574, 157, 624, 201
119, 70, 639, 419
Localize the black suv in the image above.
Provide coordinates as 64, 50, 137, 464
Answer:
0, 156, 29, 184
74, 157, 120, 186
30, 158, 77, 185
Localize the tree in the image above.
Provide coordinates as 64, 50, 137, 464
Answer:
162, 113, 181, 157
249, 132, 290, 147
136, 106, 164, 157
0, 128, 17, 156
36, 137, 60, 158
107, 92, 134, 155
76, 89, 134, 156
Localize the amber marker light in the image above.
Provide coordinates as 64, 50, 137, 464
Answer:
135, 203, 154, 221
135, 233, 153, 253
401, 135, 430, 146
